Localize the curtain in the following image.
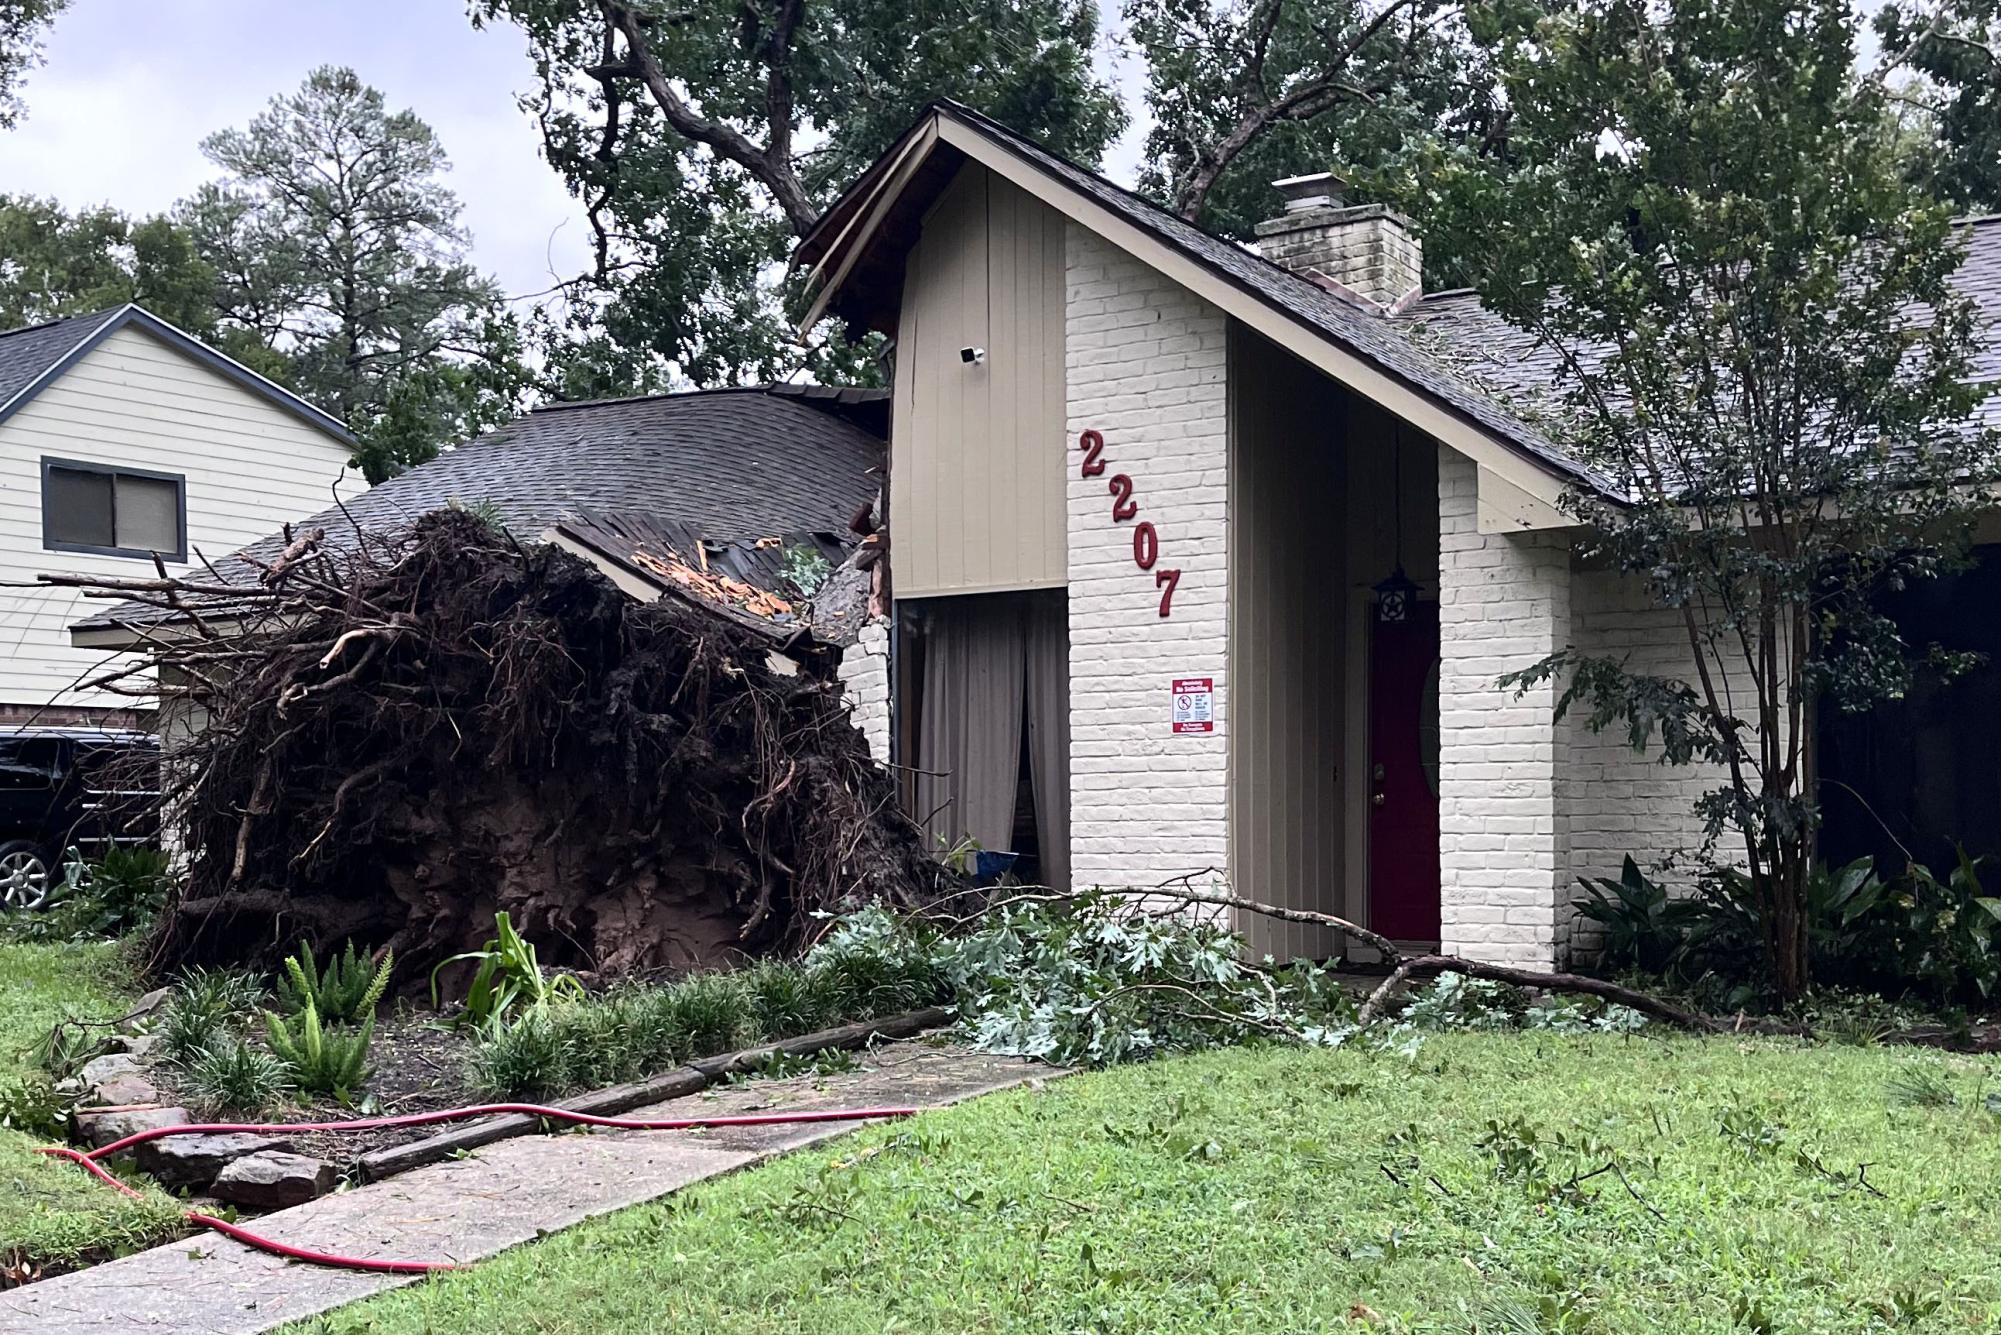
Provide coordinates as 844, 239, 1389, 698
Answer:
914, 599, 1025, 857
909, 592, 1070, 886
1023, 594, 1071, 889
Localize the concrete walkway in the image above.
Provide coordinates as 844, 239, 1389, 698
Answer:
3, 1041, 1052, 1335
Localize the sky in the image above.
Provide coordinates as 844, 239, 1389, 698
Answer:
0, 0, 1149, 305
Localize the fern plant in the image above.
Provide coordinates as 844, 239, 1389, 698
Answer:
264, 998, 374, 1097
275, 940, 393, 1023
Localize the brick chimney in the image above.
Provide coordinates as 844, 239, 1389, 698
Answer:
1253, 172, 1423, 312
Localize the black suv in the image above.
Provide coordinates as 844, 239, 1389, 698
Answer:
0, 727, 161, 910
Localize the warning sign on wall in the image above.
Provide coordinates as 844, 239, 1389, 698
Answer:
1171, 678, 1214, 734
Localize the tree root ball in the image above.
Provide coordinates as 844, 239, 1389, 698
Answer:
145, 510, 948, 979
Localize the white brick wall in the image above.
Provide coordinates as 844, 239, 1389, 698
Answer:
1436, 448, 1573, 968
1560, 570, 1760, 953
1064, 225, 1232, 890
838, 617, 892, 765
1565, 574, 1730, 883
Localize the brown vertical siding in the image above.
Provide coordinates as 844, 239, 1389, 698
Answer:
1227, 324, 1348, 961
890, 165, 1067, 597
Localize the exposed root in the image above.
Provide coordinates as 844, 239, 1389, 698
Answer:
58, 510, 951, 980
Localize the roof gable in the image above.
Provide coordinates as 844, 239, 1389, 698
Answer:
795, 101, 1617, 504
0, 304, 353, 445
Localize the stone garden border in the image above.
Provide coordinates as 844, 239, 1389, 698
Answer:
356, 1005, 954, 1179
61, 1005, 957, 1209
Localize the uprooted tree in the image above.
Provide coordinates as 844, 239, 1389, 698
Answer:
55, 509, 950, 978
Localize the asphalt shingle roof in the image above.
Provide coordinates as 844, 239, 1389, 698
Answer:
73, 385, 886, 631
1400, 218, 2001, 473
0, 308, 121, 410
310, 387, 884, 542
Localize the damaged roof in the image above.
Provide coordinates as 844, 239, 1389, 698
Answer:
72, 384, 885, 638
550, 511, 869, 647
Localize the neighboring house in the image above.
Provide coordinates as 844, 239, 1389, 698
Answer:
794, 100, 2001, 971
0, 305, 359, 726
70, 385, 893, 756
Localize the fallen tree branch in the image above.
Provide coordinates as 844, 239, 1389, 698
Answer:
1356, 954, 1759, 1032
926, 880, 1765, 1036
925, 877, 1403, 962
1140, 886, 1402, 963
264, 526, 325, 585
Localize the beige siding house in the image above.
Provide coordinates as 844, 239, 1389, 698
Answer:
0, 305, 357, 722
793, 101, 2001, 973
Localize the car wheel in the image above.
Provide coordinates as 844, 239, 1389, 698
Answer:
0, 841, 53, 911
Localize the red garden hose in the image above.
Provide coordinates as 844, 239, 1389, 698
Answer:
41, 1102, 918, 1274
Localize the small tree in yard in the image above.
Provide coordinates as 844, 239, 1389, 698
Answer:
1406, 0, 2001, 1000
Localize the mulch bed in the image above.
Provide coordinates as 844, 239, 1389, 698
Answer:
144, 1011, 490, 1166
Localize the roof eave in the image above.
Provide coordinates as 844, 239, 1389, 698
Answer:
0, 304, 355, 446
794, 116, 943, 334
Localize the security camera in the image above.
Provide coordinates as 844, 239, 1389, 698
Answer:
959, 346, 986, 365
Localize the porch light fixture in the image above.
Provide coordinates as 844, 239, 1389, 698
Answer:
1373, 433, 1418, 623
1373, 563, 1418, 623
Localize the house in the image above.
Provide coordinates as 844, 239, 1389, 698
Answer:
69, 384, 895, 756
793, 100, 2001, 971
0, 304, 358, 726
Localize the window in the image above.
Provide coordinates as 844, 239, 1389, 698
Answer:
41, 458, 186, 560
0, 738, 60, 791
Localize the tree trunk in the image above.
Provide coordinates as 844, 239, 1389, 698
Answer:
1769, 853, 1811, 1002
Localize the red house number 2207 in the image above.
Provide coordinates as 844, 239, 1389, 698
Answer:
1078, 429, 1180, 618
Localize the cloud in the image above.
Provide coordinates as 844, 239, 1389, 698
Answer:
1, 0, 1148, 302
0, 0, 587, 299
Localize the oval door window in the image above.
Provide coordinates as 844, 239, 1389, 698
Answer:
1419, 658, 1441, 798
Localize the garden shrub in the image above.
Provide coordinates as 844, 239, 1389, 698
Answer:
1875, 853, 2001, 1000
467, 1010, 570, 1099
741, 959, 836, 1038
1574, 857, 1708, 975
661, 971, 760, 1057
1578, 849, 2001, 1004
264, 997, 374, 1097
463, 917, 950, 1099
158, 966, 265, 1063
0, 1071, 67, 1139
431, 910, 586, 1036
805, 908, 950, 1018
185, 1037, 292, 1115
9, 846, 173, 942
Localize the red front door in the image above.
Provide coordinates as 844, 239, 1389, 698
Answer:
1368, 603, 1441, 942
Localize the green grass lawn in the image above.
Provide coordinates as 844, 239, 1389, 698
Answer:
0, 941, 182, 1275
299, 1033, 2001, 1334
